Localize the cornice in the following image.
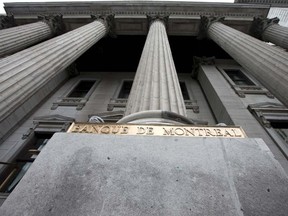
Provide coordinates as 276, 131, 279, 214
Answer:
4, 1, 269, 19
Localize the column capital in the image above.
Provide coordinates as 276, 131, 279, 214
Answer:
0, 15, 15, 30
38, 15, 65, 36
147, 15, 169, 29
250, 17, 280, 39
198, 16, 225, 40
91, 14, 116, 38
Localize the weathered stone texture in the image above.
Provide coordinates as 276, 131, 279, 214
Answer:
207, 21, 288, 107
1, 134, 288, 215
0, 21, 53, 57
125, 20, 186, 116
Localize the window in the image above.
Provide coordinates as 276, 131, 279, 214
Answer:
107, 80, 133, 111
0, 115, 74, 194
224, 69, 255, 86
180, 81, 190, 100
0, 134, 52, 193
218, 67, 273, 98
51, 79, 99, 110
67, 80, 96, 98
179, 81, 199, 113
248, 103, 288, 159
108, 80, 199, 113
118, 81, 133, 99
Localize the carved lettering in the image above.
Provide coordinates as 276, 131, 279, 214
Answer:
224, 129, 234, 137
137, 127, 146, 135
121, 126, 129, 134
231, 129, 242, 137
205, 128, 216, 137
163, 128, 174, 136
68, 124, 245, 138
100, 126, 110, 134
147, 127, 154, 135
184, 128, 195, 136
175, 128, 184, 136
214, 129, 223, 136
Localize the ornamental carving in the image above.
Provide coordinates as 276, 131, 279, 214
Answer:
197, 16, 225, 40
0, 15, 15, 30
91, 14, 116, 38
250, 17, 280, 39
147, 14, 169, 30
38, 14, 65, 35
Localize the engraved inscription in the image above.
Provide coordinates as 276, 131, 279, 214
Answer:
68, 123, 246, 138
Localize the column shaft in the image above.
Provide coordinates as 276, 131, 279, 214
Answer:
208, 22, 288, 107
0, 20, 107, 121
262, 24, 288, 50
125, 20, 186, 116
0, 21, 53, 57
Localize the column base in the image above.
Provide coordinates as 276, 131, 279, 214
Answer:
117, 110, 195, 125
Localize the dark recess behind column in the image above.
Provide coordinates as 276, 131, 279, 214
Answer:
76, 35, 231, 73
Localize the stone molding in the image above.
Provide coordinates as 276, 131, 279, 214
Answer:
22, 115, 74, 139
38, 14, 65, 36
192, 56, 215, 78
197, 16, 225, 40
147, 15, 169, 29
107, 98, 199, 113
0, 15, 15, 30
235, 0, 288, 6
250, 17, 280, 39
4, 2, 268, 18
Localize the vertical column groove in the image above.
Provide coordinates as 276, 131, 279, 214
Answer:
0, 21, 53, 57
125, 20, 186, 116
0, 19, 108, 121
263, 24, 288, 50
208, 22, 288, 107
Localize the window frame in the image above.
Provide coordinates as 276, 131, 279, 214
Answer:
217, 66, 273, 98
0, 115, 74, 195
107, 79, 133, 111
248, 102, 288, 159
51, 79, 100, 110
107, 79, 199, 113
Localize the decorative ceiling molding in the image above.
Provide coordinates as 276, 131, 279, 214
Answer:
4, 2, 269, 19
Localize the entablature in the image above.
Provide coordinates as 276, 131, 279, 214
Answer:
4, 1, 270, 35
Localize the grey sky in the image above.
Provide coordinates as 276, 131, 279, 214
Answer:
0, 0, 234, 15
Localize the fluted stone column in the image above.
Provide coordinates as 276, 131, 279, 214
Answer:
125, 19, 186, 117
250, 17, 288, 50
201, 17, 288, 107
0, 16, 63, 57
0, 17, 109, 121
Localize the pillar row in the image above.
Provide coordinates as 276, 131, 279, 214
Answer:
204, 17, 288, 107
0, 18, 108, 121
262, 24, 288, 50
0, 16, 63, 57
251, 17, 288, 50
125, 19, 186, 117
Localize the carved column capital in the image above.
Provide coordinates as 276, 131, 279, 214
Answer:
197, 16, 225, 40
0, 15, 15, 30
147, 15, 169, 30
192, 56, 215, 78
38, 15, 65, 36
91, 14, 116, 38
250, 17, 280, 39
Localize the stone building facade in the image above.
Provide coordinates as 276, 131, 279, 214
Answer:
0, 1, 288, 215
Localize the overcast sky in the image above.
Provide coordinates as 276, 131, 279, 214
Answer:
0, 0, 234, 15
